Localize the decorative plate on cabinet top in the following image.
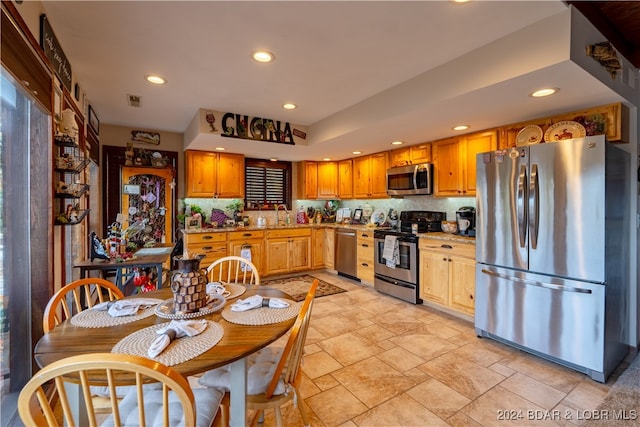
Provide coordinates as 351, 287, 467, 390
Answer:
515, 125, 543, 146
544, 121, 586, 142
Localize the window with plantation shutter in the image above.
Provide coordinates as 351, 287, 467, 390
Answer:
244, 158, 292, 210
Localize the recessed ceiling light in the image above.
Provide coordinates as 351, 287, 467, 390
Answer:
323, 157, 331, 161
282, 103, 297, 110
453, 125, 469, 131
215, 147, 225, 151
391, 141, 403, 146
270, 158, 278, 161
352, 151, 362, 155
252, 50, 275, 63
145, 75, 166, 85
530, 88, 558, 97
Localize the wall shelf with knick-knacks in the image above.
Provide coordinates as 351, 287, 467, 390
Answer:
53, 111, 90, 226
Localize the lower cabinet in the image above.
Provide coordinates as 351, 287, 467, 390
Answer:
419, 238, 476, 316
323, 228, 335, 269
228, 230, 265, 275
183, 231, 228, 270
312, 228, 324, 269
356, 230, 374, 284
265, 228, 311, 276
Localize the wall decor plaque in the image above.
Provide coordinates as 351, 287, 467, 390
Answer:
40, 14, 72, 91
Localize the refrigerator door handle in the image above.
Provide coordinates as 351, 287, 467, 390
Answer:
517, 165, 527, 247
481, 269, 592, 294
529, 163, 539, 250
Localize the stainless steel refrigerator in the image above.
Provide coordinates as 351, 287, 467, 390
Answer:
475, 135, 630, 382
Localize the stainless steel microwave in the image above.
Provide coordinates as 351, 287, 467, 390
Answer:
386, 163, 433, 196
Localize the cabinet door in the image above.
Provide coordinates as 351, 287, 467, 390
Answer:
323, 228, 335, 269
410, 143, 432, 164
290, 236, 311, 272
217, 153, 245, 198
352, 156, 371, 198
317, 161, 338, 199
185, 150, 217, 197
462, 130, 497, 195
298, 161, 318, 199
449, 256, 476, 315
432, 137, 462, 197
229, 240, 263, 275
338, 159, 353, 199
419, 251, 449, 305
356, 234, 374, 284
369, 152, 389, 198
389, 147, 411, 167
312, 228, 324, 269
264, 239, 290, 275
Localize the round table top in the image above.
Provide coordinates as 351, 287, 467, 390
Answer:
34, 286, 296, 378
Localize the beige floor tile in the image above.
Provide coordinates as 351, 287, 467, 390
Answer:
299, 372, 322, 398
312, 313, 366, 338
489, 362, 517, 378
461, 386, 553, 426
305, 342, 322, 354
446, 411, 484, 427
306, 326, 329, 345
422, 320, 466, 339
501, 372, 567, 409
390, 332, 458, 361
500, 353, 585, 394
419, 353, 505, 399
453, 341, 515, 367
353, 324, 395, 342
332, 356, 419, 408
313, 374, 340, 391
352, 394, 449, 426
305, 384, 368, 427
560, 380, 608, 412
377, 346, 426, 372
319, 332, 385, 366
371, 310, 428, 335
406, 378, 471, 420
303, 350, 344, 379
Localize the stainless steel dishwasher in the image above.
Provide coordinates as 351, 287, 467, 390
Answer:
335, 228, 358, 280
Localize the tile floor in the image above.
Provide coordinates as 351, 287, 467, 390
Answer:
251, 271, 632, 427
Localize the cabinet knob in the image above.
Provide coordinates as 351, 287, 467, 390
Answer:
470, 294, 474, 300
202, 246, 212, 251
362, 244, 369, 248
362, 263, 369, 267
202, 235, 213, 240
243, 233, 251, 237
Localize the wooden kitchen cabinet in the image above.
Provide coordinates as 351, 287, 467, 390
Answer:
297, 161, 318, 199
338, 159, 353, 199
324, 228, 335, 269
185, 150, 244, 198
353, 152, 389, 198
312, 227, 324, 269
389, 143, 432, 167
264, 228, 311, 276
356, 229, 375, 284
183, 231, 228, 269
432, 130, 497, 197
419, 238, 476, 316
228, 230, 265, 275
317, 161, 339, 199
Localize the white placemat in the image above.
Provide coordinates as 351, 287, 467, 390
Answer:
223, 283, 246, 300
111, 320, 223, 366
70, 298, 164, 328
221, 300, 300, 325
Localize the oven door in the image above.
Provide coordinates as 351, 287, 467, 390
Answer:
374, 237, 417, 284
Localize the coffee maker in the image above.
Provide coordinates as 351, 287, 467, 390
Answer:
456, 206, 476, 236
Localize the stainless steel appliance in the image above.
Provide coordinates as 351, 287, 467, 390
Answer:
373, 210, 445, 304
475, 136, 630, 382
386, 163, 433, 196
335, 228, 358, 280
455, 206, 475, 236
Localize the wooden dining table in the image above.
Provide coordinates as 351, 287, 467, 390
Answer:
34, 285, 297, 427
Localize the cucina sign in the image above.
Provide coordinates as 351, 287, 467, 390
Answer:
197, 109, 308, 146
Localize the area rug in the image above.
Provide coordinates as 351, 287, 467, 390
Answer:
260, 274, 346, 302
582, 353, 640, 427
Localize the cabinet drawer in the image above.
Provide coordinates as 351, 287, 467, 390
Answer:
357, 230, 374, 240
228, 230, 265, 241
266, 228, 311, 239
357, 243, 374, 259
357, 256, 375, 283
419, 238, 475, 259
184, 232, 227, 245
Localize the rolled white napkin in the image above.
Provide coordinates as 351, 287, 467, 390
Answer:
147, 319, 208, 358
93, 298, 161, 317
230, 295, 289, 312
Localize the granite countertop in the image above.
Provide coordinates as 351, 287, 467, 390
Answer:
417, 231, 476, 244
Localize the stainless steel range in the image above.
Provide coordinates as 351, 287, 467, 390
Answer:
373, 211, 445, 304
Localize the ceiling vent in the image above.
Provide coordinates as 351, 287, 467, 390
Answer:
127, 94, 142, 107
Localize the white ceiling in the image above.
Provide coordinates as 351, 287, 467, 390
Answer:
40, 0, 626, 162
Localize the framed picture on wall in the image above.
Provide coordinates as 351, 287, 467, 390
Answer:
88, 105, 100, 135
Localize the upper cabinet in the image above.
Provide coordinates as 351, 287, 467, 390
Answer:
389, 143, 432, 167
338, 159, 353, 199
185, 150, 244, 198
297, 161, 318, 199
433, 130, 497, 197
317, 161, 339, 199
353, 152, 389, 199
